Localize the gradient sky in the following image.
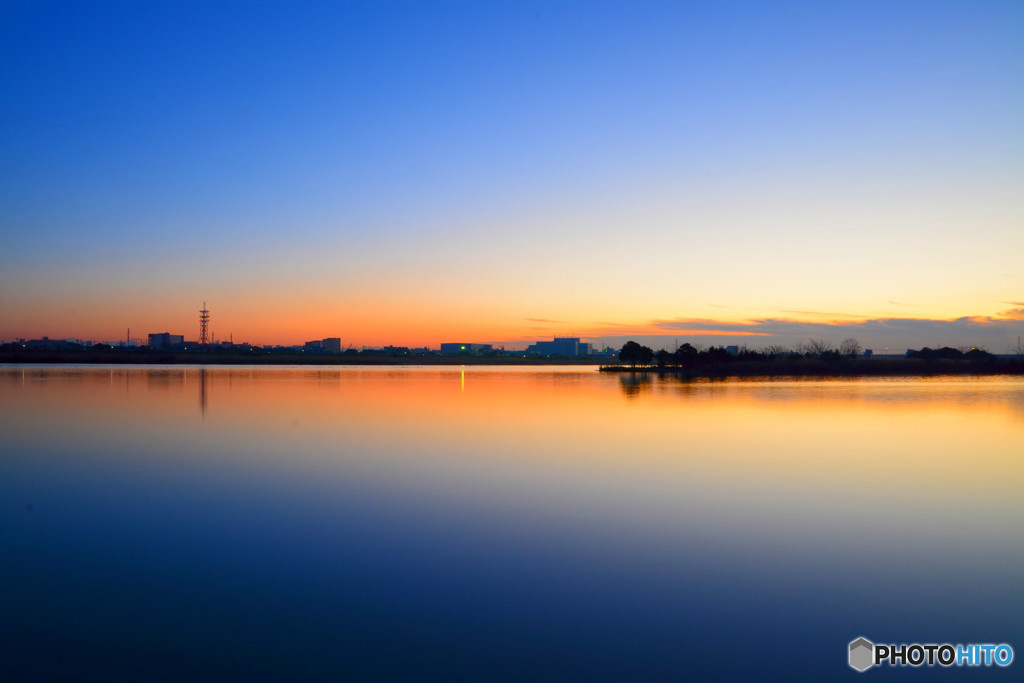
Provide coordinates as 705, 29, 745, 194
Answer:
2, 0, 1022, 350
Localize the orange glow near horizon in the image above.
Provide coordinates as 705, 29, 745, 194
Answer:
2, 282, 1022, 349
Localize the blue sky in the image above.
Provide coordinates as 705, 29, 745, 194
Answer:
2, 1, 1022, 349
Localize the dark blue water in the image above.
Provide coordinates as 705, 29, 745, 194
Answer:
2, 367, 1021, 680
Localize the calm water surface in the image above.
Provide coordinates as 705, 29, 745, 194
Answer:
2, 366, 1022, 680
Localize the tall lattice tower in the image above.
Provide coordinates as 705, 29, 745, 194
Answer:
199, 302, 210, 345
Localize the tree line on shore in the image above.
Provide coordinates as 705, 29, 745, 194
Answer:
614, 338, 1001, 369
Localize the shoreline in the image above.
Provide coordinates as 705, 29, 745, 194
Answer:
599, 357, 1024, 377
2, 349, 1022, 377
0, 349, 607, 366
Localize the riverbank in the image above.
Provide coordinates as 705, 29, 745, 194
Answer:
600, 357, 1024, 377
5, 349, 1022, 375
0, 348, 607, 366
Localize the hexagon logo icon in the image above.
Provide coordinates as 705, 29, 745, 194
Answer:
849, 637, 874, 672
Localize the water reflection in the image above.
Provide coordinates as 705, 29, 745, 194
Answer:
1, 366, 1021, 680
617, 371, 652, 398
199, 367, 207, 418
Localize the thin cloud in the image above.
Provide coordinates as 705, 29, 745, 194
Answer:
778, 309, 866, 319
525, 318, 565, 324
589, 318, 772, 336
651, 319, 773, 334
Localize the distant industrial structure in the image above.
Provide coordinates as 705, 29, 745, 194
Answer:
526, 337, 591, 357
148, 332, 184, 349
440, 343, 494, 355
302, 337, 343, 353
437, 337, 598, 358
199, 302, 210, 345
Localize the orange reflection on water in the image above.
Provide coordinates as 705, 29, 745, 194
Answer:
4, 367, 1021, 520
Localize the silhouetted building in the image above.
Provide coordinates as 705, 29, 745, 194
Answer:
440, 343, 493, 355
527, 337, 590, 357
148, 332, 184, 349
301, 338, 342, 353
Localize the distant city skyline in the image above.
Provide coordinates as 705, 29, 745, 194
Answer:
2, 2, 1021, 352
5, 305, 1023, 356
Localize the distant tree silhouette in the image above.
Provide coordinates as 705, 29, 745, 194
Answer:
673, 343, 699, 366
701, 346, 732, 363
801, 338, 834, 358
907, 346, 993, 361
907, 346, 961, 360
739, 348, 768, 362
619, 341, 654, 368
839, 338, 862, 359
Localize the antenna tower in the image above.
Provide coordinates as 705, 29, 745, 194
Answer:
199, 302, 210, 345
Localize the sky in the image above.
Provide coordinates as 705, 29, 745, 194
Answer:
2, 0, 1022, 351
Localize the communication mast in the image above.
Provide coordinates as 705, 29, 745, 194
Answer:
199, 302, 210, 345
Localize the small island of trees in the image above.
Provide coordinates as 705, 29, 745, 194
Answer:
604, 339, 1023, 377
